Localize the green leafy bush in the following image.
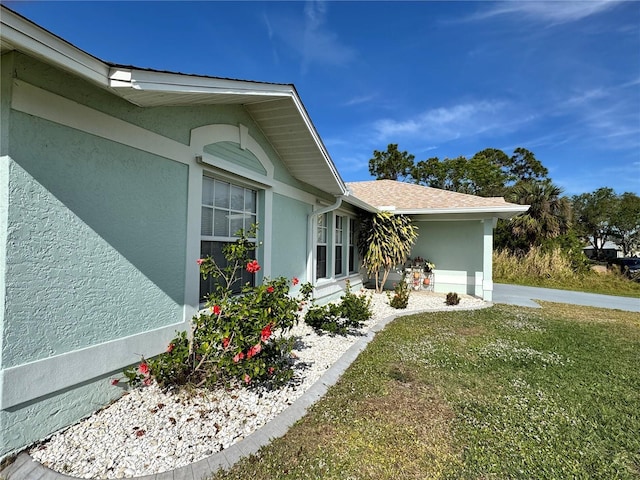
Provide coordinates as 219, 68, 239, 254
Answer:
388, 278, 410, 309
304, 281, 372, 335
445, 292, 460, 306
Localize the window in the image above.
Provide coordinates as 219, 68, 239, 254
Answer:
316, 213, 328, 279
201, 177, 257, 298
335, 215, 344, 276
349, 218, 356, 273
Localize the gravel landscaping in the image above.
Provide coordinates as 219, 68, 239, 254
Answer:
29, 290, 486, 479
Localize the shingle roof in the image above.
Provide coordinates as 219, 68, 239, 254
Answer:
346, 180, 526, 213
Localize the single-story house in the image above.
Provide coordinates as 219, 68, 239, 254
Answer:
0, 6, 528, 458
582, 240, 623, 260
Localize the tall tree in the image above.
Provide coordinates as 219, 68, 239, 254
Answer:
609, 192, 640, 257
507, 148, 549, 185
411, 157, 446, 189
357, 211, 418, 293
572, 187, 618, 259
369, 144, 415, 181
502, 180, 571, 251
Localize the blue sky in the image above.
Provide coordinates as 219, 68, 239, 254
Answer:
6, 1, 640, 196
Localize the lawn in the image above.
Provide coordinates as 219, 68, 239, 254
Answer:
209, 303, 640, 480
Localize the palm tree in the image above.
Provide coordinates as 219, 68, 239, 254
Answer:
506, 180, 571, 249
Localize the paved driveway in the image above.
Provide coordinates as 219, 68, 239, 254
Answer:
493, 284, 640, 312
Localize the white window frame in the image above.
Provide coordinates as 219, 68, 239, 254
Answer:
334, 214, 344, 277
348, 217, 357, 274
200, 175, 258, 297
316, 213, 328, 279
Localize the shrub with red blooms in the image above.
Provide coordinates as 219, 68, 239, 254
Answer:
121, 224, 312, 390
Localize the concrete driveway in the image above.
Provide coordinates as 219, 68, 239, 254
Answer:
493, 284, 640, 312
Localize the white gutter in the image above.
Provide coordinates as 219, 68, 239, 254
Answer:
306, 196, 344, 284
392, 205, 529, 215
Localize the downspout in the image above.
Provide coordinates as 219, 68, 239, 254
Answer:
307, 196, 344, 285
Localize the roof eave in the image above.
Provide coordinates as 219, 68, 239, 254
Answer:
1, 6, 110, 87
392, 205, 530, 219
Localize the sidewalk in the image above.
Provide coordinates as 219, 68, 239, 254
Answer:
493, 283, 640, 312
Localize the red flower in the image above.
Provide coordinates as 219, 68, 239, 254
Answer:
292, 277, 299, 286
212, 305, 221, 315
143, 377, 152, 386
110, 379, 119, 386
247, 343, 262, 359
222, 337, 230, 349
138, 362, 149, 375
268, 367, 275, 375
196, 258, 205, 265
167, 343, 175, 353
244, 374, 251, 384
246, 260, 261, 274
233, 352, 245, 363
266, 286, 274, 293
261, 324, 273, 342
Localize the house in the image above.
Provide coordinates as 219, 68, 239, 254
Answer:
582, 240, 623, 260
347, 181, 529, 299
0, 6, 527, 458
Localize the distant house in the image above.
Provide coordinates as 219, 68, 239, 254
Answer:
0, 6, 528, 458
582, 240, 623, 260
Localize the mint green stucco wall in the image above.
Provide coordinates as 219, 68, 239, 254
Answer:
4, 112, 188, 366
412, 221, 483, 271
411, 220, 484, 295
271, 194, 312, 282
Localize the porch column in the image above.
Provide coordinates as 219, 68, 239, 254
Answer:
482, 218, 496, 301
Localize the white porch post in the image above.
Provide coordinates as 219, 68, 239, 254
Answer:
482, 218, 496, 301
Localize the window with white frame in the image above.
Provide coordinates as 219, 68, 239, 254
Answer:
201, 176, 257, 298
349, 217, 357, 273
335, 215, 344, 276
316, 213, 328, 279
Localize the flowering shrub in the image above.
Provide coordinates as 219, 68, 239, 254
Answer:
120, 225, 312, 390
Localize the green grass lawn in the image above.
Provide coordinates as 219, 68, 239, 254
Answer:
209, 303, 640, 480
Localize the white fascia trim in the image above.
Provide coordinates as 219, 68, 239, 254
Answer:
1, 7, 110, 87
392, 205, 530, 216
109, 67, 295, 97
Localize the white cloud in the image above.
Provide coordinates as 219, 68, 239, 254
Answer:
262, 1, 356, 74
371, 100, 521, 143
465, 1, 622, 25
343, 94, 378, 107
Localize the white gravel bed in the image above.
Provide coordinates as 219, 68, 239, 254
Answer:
29, 290, 486, 478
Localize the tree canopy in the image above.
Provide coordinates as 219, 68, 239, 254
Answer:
367, 143, 639, 261
368, 144, 414, 181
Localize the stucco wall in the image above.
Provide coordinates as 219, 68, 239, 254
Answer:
402, 220, 485, 295
5, 113, 188, 364
271, 193, 312, 283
